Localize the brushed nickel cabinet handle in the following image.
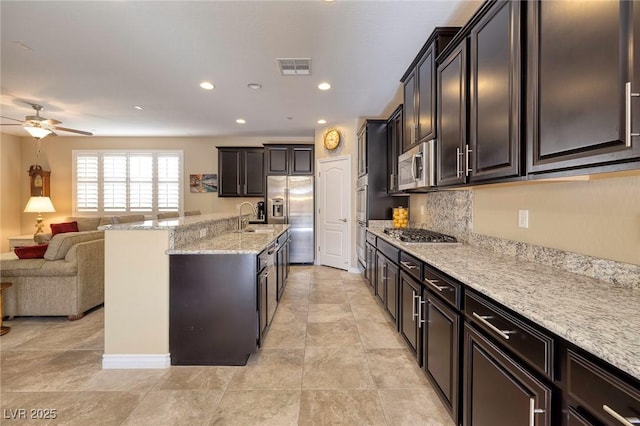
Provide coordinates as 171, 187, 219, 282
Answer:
529, 398, 545, 426
424, 277, 447, 292
472, 312, 515, 340
400, 261, 417, 270
625, 82, 640, 148
465, 144, 472, 176
603, 404, 640, 426
456, 147, 463, 178
418, 298, 425, 328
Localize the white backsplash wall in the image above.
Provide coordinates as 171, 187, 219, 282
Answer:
409, 190, 473, 242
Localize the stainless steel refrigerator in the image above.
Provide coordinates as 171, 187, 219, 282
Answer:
266, 175, 314, 264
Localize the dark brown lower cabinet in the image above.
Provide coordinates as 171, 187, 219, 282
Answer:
567, 409, 593, 426
400, 271, 422, 362
463, 323, 552, 426
376, 251, 399, 324
425, 294, 460, 423
365, 242, 376, 289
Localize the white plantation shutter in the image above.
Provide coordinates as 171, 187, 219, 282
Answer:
73, 150, 182, 216
76, 153, 99, 212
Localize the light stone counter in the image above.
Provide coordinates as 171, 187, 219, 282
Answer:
167, 224, 289, 255
368, 228, 640, 382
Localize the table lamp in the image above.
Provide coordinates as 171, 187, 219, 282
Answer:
23, 196, 56, 236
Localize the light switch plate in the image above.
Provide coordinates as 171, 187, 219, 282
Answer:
518, 210, 529, 229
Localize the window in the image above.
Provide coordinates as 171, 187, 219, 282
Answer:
73, 150, 183, 216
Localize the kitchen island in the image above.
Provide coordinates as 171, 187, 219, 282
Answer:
100, 212, 288, 369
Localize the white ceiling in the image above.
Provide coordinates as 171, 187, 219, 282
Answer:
1, 0, 480, 139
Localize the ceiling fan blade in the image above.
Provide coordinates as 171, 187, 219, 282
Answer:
0, 116, 24, 123
0, 123, 23, 126
42, 119, 62, 125
52, 126, 93, 136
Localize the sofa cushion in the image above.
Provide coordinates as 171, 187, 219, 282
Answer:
111, 214, 146, 224
65, 217, 102, 232
44, 230, 104, 261
99, 217, 113, 227
51, 221, 79, 235
15, 244, 49, 259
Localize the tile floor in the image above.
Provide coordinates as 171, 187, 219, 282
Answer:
0, 265, 453, 425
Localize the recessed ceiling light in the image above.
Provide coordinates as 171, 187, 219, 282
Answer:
317, 119, 327, 124
134, 105, 143, 110
236, 119, 246, 124
318, 82, 331, 91
200, 81, 215, 90
247, 83, 262, 90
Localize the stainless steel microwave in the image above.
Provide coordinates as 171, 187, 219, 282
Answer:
398, 140, 435, 191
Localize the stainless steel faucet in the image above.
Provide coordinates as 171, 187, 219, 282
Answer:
238, 201, 257, 230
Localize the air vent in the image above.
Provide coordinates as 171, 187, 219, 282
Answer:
277, 58, 311, 76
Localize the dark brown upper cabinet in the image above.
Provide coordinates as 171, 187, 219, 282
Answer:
265, 144, 314, 175
401, 28, 459, 153
527, 0, 640, 174
436, 40, 468, 187
469, 0, 522, 182
387, 104, 403, 194
217, 147, 265, 197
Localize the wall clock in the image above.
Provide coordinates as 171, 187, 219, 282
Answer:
28, 165, 51, 197
323, 129, 341, 151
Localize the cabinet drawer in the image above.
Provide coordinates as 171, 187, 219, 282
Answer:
377, 239, 399, 264
465, 292, 554, 378
567, 349, 640, 426
399, 251, 421, 282
423, 265, 461, 309
366, 232, 377, 246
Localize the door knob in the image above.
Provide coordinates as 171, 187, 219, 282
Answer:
339, 218, 347, 222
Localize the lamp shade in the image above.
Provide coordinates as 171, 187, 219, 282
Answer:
24, 196, 56, 213
24, 125, 52, 139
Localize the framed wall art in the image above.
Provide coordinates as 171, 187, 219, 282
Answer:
190, 174, 217, 193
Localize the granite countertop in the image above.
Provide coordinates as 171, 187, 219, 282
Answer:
367, 228, 640, 382
98, 212, 241, 230
167, 224, 289, 255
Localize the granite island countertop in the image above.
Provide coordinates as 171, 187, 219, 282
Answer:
98, 212, 240, 231
167, 224, 289, 255
367, 228, 640, 382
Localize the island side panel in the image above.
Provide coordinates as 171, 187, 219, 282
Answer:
169, 254, 258, 366
103, 229, 170, 368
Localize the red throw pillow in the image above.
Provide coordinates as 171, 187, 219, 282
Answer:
15, 244, 49, 259
50, 221, 79, 236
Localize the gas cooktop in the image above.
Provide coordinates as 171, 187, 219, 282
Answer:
383, 228, 458, 243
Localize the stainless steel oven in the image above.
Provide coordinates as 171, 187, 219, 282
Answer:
356, 175, 367, 267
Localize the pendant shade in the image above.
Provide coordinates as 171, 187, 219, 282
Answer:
23, 125, 52, 139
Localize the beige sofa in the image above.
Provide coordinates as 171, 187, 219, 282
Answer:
0, 230, 105, 320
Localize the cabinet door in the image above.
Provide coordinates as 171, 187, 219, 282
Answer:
385, 261, 398, 324
375, 252, 386, 305
218, 149, 242, 197
425, 294, 460, 421
357, 128, 367, 176
291, 146, 314, 175
244, 149, 265, 196
387, 106, 403, 194
527, 1, 640, 173
417, 47, 436, 142
463, 324, 552, 426
400, 271, 421, 360
437, 41, 467, 186
469, 0, 521, 182
258, 270, 268, 345
403, 71, 417, 152
266, 146, 289, 175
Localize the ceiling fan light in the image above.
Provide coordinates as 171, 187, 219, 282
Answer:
24, 125, 52, 139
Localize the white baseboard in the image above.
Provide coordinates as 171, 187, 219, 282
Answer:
102, 353, 171, 369
348, 266, 363, 274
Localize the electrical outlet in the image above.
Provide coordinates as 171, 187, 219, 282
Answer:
199, 228, 207, 238
420, 205, 425, 216
518, 210, 529, 229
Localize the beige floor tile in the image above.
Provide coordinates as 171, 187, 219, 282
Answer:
366, 348, 429, 388
302, 346, 375, 390
309, 287, 348, 304
298, 390, 386, 425
271, 304, 308, 324
306, 321, 361, 347
261, 321, 307, 349
208, 390, 301, 425
356, 320, 406, 349
307, 303, 353, 323
0, 391, 143, 426
121, 390, 224, 426
350, 300, 394, 323
228, 349, 304, 390
378, 388, 455, 426
154, 365, 238, 390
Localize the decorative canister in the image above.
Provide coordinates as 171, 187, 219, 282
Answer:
392, 206, 409, 228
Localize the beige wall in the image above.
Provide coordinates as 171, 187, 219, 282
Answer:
315, 119, 360, 269
473, 174, 640, 265
0, 134, 23, 252
9, 134, 311, 235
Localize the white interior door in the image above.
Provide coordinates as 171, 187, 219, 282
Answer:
317, 156, 350, 270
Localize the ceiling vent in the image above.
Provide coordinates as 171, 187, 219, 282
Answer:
277, 58, 311, 76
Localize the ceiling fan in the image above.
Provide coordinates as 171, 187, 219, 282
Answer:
0, 103, 93, 139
